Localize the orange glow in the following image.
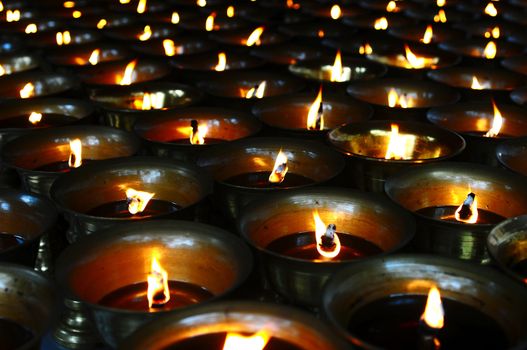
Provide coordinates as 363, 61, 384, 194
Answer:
222, 330, 271, 350
163, 39, 178, 56
118, 60, 137, 85
313, 210, 341, 259
245, 26, 264, 46
133, 92, 165, 110
72, 10, 82, 18
307, 86, 324, 130
245, 81, 266, 99
197, 0, 206, 7
190, 122, 208, 145
387, 88, 413, 108
374, 17, 388, 30
205, 12, 216, 31
28, 112, 42, 125
137, 0, 147, 13
171, 11, 180, 24
126, 188, 155, 215
63, 1, 75, 8
483, 41, 497, 59
485, 2, 498, 16
471, 76, 488, 90
437, 0, 445, 6
454, 192, 479, 223
386, 1, 399, 12
6, 9, 21, 22
421, 286, 445, 329
226, 5, 234, 17
56, 30, 71, 45
146, 257, 170, 309
330, 50, 345, 82
384, 124, 416, 160
434, 9, 447, 23
0, 2, 3, 12
318, 29, 325, 38
286, 0, 300, 10
268, 149, 288, 183
402, 45, 439, 69
359, 43, 373, 55
119, 0, 131, 3
19, 82, 35, 98
96, 18, 107, 29
484, 26, 500, 39
421, 25, 433, 44
88, 49, 100, 65
330, 4, 341, 19
25, 23, 37, 33
68, 138, 82, 168
0, 64, 4, 76
214, 52, 227, 71
484, 100, 504, 137
138, 25, 152, 41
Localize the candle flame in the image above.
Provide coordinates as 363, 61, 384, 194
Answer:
386, 1, 398, 12
434, 9, 447, 23
171, 11, 180, 24
384, 124, 416, 160
286, 0, 300, 10
359, 43, 373, 55
471, 76, 488, 90
421, 286, 445, 329
387, 88, 413, 108
126, 188, 155, 215
118, 60, 137, 85
222, 330, 271, 350
226, 5, 234, 17
205, 12, 216, 31
245, 81, 266, 99
0, 64, 4, 76
318, 29, 325, 38
454, 192, 478, 223
146, 257, 170, 309
120, 0, 130, 3
19, 82, 35, 98
197, 0, 206, 7
6, 9, 20, 22
56, 30, 71, 45
25, 23, 37, 33
96, 18, 107, 29
72, 10, 82, 18
306, 86, 324, 130
483, 41, 496, 59
484, 2, 498, 16
402, 45, 439, 69
330, 50, 345, 82
484, 26, 500, 39
421, 25, 433, 44
484, 99, 504, 137
190, 120, 208, 145
163, 39, 178, 56
28, 112, 42, 125
0, 2, 3, 11
214, 52, 227, 71
268, 149, 288, 183
437, 0, 445, 7
138, 25, 152, 41
68, 138, 82, 168
245, 26, 264, 46
313, 210, 341, 259
88, 49, 100, 65
133, 92, 165, 110
374, 17, 388, 30
63, 1, 75, 8
330, 4, 341, 19
137, 0, 147, 14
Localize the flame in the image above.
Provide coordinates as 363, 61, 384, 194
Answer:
0, 2, 3, 11
471, 76, 487, 90
421, 286, 445, 329
421, 25, 433, 44
28, 112, 42, 124
403, 45, 439, 69
245, 81, 266, 99
329, 50, 345, 82
133, 92, 165, 110
68, 138, 82, 168
359, 43, 373, 55
138, 25, 152, 41
118, 60, 137, 85
88, 49, 100, 65
197, 0, 206, 7
25, 23, 37, 33
63, 1, 75, 8
330, 4, 341, 19
120, 0, 130, 3
286, 0, 300, 9
163, 39, 177, 56
313, 210, 341, 259
454, 192, 479, 223
307, 86, 324, 130
484, 26, 500, 39
387, 88, 413, 108
146, 257, 170, 309
19, 82, 35, 98
6, 9, 20, 22
222, 330, 271, 350
434, 9, 447, 23
437, 0, 445, 6
205, 12, 216, 31
318, 29, 325, 38
485, 2, 497, 16
483, 41, 496, 59
484, 100, 504, 137
126, 188, 155, 215
96, 18, 107, 29
374, 17, 388, 30
72, 10, 82, 18
226, 5, 234, 17
171, 11, 180, 24
0, 64, 4, 76
384, 124, 416, 160
268, 149, 288, 183
214, 52, 227, 71
245, 26, 264, 46
56, 31, 71, 45
386, 1, 398, 12
137, 0, 146, 13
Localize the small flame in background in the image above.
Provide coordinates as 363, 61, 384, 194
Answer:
386, 1, 399, 13
374, 16, 388, 30
483, 41, 497, 59
6, 9, 21, 22
268, 149, 288, 183
197, 0, 207, 7
313, 210, 341, 259
222, 330, 271, 350
437, 0, 445, 7
421, 25, 433, 44
171, 11, 180, 24
484, 99, 504, 137
19, 82, 35, 98
387, 88, 413, 108
359, 43, 373, 55
72, 10, 82, 18
190, 120, 208, 145
63, 1, 75, 8
454, 191, 479, 223
68, 138, 82, 168
306, 86, 324, 130
205, 12, 216, 31
137, 0, 147, 14
88, 49, 100, 65
245, 81, 267, 99
434, 9, 447, 23
28, 112, 42, 125
484, 26, 500, 39
0, 64, 5, 76
384, 123, 417, 160
56, 30, 71, 45
163, 39, 180, 57
485, 2, 498, 17
329, 50, 347, 82
226, 5, 234, 17
133, 92, 165, 110
146, 257, 170, 309
118, 60, 137, 85
96, 18, 107, 29
286, 0, 300, 10
245, 26, 264, 46
25, 23, 37, 33
421, 286, 445, 329
402, 45, 439, 69
330, 4, 341, 20
214, 52, 227, 71
138, 25, 152, 41
126, 188, 155, 214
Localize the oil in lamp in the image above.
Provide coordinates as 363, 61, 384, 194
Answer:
323, 255, 527, 349
342, 13, 413, 30
0, 71, 78, 100
385, 162, 527, 262
496, 137, 527, 178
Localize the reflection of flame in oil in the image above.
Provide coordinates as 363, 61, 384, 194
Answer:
384, 124, 416, 160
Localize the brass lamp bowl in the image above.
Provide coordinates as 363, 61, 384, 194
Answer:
496, 137, 527, 177
119, 301, 348, 350
0, 52, 40, 76
105, 23, 177, 42
238, 187, 415, 306
322, 254, 527, 349
428, 101, 527, 165
0, 71, 78, 100
210, 27, 288, 46
178, 13, 250, 32
50, 157, 213, 242
55, 220, 253, 347
2, 125, 141, 196
439, 38, 523, 60
385, 162, 527, 263
0, 189, 57, 266
0, 263, 58, 350
132, 35, 218, 58
250, 40, 326, 66
134, 107, 262, 161
388, 24, 464, 44
278, 21, 349, 39
89, 82, 203, 130
328, 120, 465, 192
405, 6, 469, 22
46, 43, 131, 67
30, 29, 101, 48
197, 137, 345, 222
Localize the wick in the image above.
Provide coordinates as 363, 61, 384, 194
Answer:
320, 223, 337, 251
315, 102, 324, 130
191, 119, 198, 134
418, 320, 441, 350
458, 192, 475, 220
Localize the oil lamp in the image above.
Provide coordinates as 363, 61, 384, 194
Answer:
385, 162, 527, 262
210, 26, 288, 47
197, 137, 344, 222
105, 22, 177, 42
178, 12, 250, 32
328, 120, 465, 192
428, 101, 527, 165
134, 106, 262, 161
301, 2, 367, 19
439, 38, 522, 61
0, 52, 39, 76
0, 71, 78, 100
132, 35, 218, 58
496, 137, 527, 177
323, 254, 527, 350
55, 220, 252, 347
342, 13, 413, 30
502, 55, 527, 76
1, 125, 140, 196
388, 23, 463, 44
238, 187, 414, 306
250, 40, 326, 66
46, 43, 131, 67
118, 301, 348, 350
30, 28, 100, 48
50, 157, 212, 240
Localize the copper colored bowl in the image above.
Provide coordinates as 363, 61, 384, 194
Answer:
496, 137, 527, 177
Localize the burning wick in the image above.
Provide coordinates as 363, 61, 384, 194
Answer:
126, 188, 155, 215
454, 192, 478, 223
313, 210, 341, 259
146, 257, 170, 309
222, 330, 270, 350
20, 82, 35, 98
245, 26, 264, 46
68, 139, 82, 168
245, 81, 266, 99
28, 112, 42, 125
419, 286, 444, 350
268, 149, 288, 184
307, 86, 324, 130
189, 119, 208, 145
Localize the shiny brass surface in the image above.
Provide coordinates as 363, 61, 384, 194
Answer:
134, 107, 262, 161
79, 58, 170, 86
238, 187, 415, 306
50, 157, 213, 241
488, 215, 527, 284
0, 263, 58, 350
439, 38, 522, 59
197, 137, 345, 222
119, 301, 349, 350
497, 137, 527, 177
0, 52, 40, 75
0, 71, 78, 100
1, 125, 141, 196
385, 162, 527, 262
427, 66, 524, 91
55, 220, 253, 347
388, 24, 463, 43
328, 120, 465, 192
322, 254, 527, 349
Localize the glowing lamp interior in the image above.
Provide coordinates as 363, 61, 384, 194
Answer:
214, 52, 227, 71
222, 330, 271, 350
126, 188, 155, 215
484, 100, 504, 137
374, 17, 388, 30
137, 0, 147, 14
245, 81, 266, 99
68, 138, 82, 168
118, 60, 137, 85
313, 210, 341, 259
454, 192, 479, 224
330, 4, 341, 20
28, 112, 42, 125
359, 43, 373, 55
146, 257, 170, 309
329, 50, 345, 82
384, 124, 417, 160
20, 82, 35, 99
245, 26, 264, 47
421, 286, 445, 330
268, 149, 288, 184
